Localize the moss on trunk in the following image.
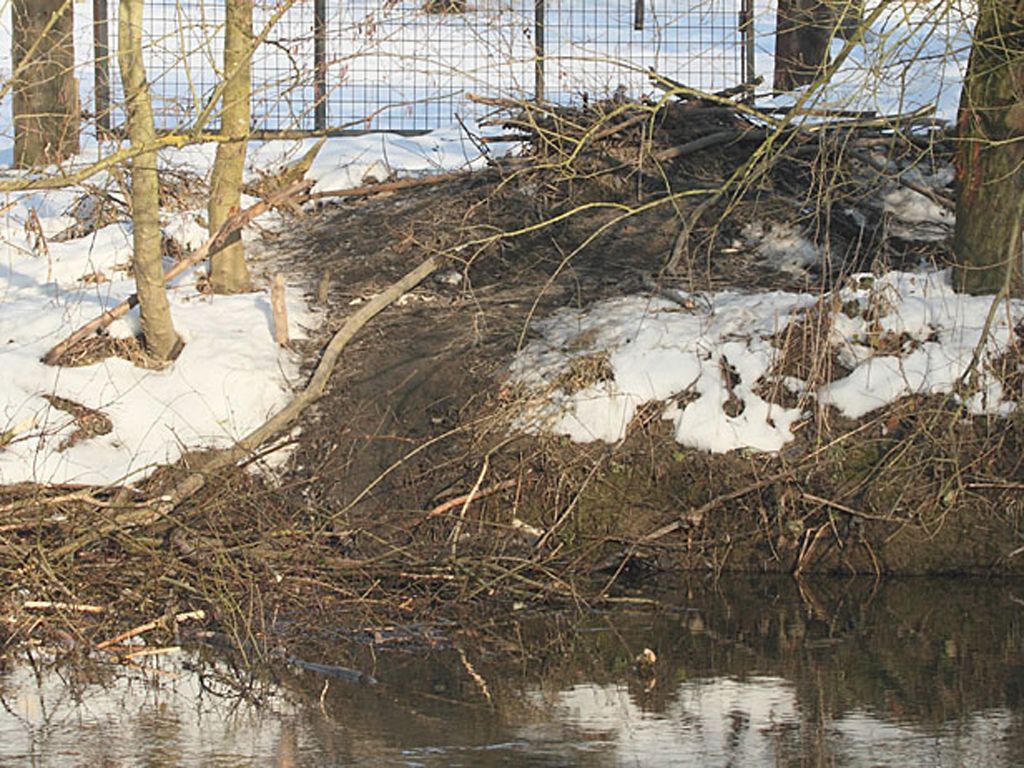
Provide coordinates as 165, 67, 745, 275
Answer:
953, 0, 1024, 296
208, 0, 254, 295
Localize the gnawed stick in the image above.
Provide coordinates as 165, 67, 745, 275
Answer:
271, 273, 289, 346
52, 254, 441, 558
422, 479, 518, 521
24, 600, 105, 614
95, 609, 205, 650
41, 179, 311, 366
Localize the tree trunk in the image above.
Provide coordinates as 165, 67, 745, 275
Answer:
773, 0, 831, 90
118, 0, 181, 360
208, 0, 254, 294
953, 0, 1024, 296
773, 0, 862, 91
11, 0, 79, 167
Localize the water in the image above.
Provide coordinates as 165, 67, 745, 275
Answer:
3, 576, 1024, 767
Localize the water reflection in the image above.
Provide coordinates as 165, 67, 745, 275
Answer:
2, 576, 1024, 766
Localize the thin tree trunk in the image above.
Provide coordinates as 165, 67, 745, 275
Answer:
11, 0, 79, 167
118, 0, 180, 359
209, 0, 254, 294
953, 0, 1024, 296
773, 0, 831, 90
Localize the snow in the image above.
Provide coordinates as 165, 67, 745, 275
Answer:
0, 4, 1017, 482
510, 291, 817, 452
741, 220, 822, 274
248, 124, 506, 193
511, 271, 1024, 453
0, 126, 500, 486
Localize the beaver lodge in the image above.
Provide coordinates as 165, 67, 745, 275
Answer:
1, 85, 1022, 659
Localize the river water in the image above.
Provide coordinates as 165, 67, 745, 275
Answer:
2, 576, 1024, 767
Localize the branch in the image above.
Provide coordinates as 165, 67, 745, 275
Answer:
51, 253, 441, 558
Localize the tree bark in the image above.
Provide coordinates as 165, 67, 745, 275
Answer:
774, 0, 831, 90
208, 0, 254, 294
118, 0, 181, 360
11, 0, 79, 167
953, 0, 1024, 296
773, 0, 861, 91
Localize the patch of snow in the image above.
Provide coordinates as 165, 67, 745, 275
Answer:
511, 271, 1024, 453
741, 221, 821, 274
883, 189, 953, 227
819, 272, 1020, 418
511, 292, 816, 452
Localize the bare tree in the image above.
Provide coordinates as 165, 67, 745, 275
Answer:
10, 0, 79, 167
208, 0, 255, 294
119, 0, 181, 360
953, 0, 1024, 295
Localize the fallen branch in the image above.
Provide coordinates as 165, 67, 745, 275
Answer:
42, 179, 311, 365
52, 254, 441, 557
652, 128, 766, 163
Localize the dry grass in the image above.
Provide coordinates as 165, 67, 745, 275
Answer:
51, 334, 169, 369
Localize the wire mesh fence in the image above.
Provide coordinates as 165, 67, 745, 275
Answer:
89, 0, 755, 135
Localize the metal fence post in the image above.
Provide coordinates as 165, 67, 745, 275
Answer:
741, 0, 756, 90
534, 0, 545, 102
314, 0, 327, 130
93, 0, 110, 133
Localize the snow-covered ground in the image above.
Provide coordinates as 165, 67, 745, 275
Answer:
0, 125, 501, 486
510, 271, 1023, 452
1, 2, 1013, 487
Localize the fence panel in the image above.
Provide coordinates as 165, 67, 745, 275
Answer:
93, 0, 754, 135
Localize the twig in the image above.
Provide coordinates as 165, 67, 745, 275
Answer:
800, 492, 898, 522
423, 479, 517, 521
450, 458, 490, 558
121, 646, 181, 661
793, 524, 828, 576
534, 462, 602, 552
95, 609, 205, 650
639, 474, 785, 543
23, 601, 105, 614
303, 170, 481, 201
